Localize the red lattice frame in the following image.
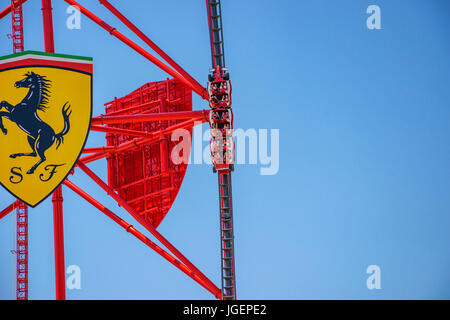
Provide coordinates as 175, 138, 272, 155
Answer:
0, 0, 221, 300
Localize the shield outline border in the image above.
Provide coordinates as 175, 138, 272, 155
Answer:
0, 51, 93, 208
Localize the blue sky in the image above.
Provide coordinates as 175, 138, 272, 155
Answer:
0, 0, 449, 299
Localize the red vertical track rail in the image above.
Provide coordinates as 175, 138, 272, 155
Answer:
41, 0, 66, 300
206, 0, 236, 300
217, 171, 236, 299
206, 0, 225, 69
10, 0, 28, 300
15, 202, 28, 300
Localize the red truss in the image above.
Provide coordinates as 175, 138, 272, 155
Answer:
0, 0, 233, 300
105, 79, 192, 228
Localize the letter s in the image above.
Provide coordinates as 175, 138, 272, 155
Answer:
9, 167, 23, 184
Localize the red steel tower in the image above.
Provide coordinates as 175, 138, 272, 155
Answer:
15, 202, 28, 300
0, 0, 237, 300
10, 0, 24, 53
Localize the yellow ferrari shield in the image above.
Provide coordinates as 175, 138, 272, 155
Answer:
0, 51, 92, 207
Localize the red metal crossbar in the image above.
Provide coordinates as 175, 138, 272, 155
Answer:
92, 110, 209, 126
82, 146, 115, 154
90, 125, 150, 138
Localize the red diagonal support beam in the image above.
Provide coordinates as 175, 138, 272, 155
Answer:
63, 0, 209, 100
98, 0, 206, 98
76, 162, 221, 298
0, 0, 27, 20
0, 201, 19, 221
63, 179, 220, 298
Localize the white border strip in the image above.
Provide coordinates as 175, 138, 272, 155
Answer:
0, 54, 93, 65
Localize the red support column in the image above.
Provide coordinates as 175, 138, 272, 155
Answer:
52, 187, 66, 300
41, 0, 54, 53
11, 0, 25, 53
42, 0, 65, 300
0, 0, 28, 21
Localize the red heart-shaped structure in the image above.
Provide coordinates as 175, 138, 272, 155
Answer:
104, 79, 192, 228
